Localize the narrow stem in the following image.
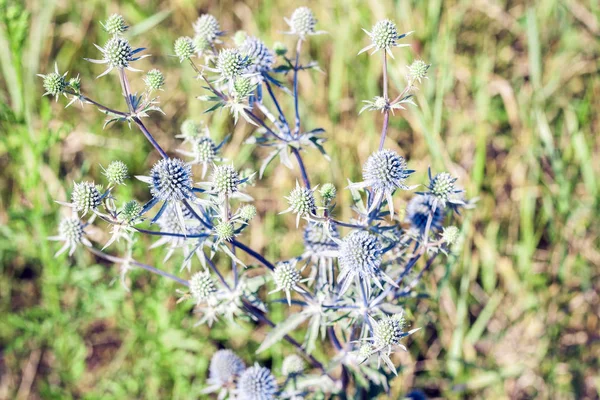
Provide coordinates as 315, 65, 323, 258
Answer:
118, 68, 134, 114
205, 253, 231, 291
293, 39, 303, 136
65, 90, 128, 117
230, 239, 275, 271
292, 147, 311, 188
264, 79, 289, 129
135, 227, 207, 239
87, 247, 189, 287
132, 117, 169, 159
247, 110, 286, 141
378, 52, 390, 151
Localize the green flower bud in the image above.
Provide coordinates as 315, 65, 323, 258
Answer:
319, 183, 336, 202
104, 160, 129, 185
239, 205, 257, 221
144, 69, 165, 91
408, 60, 430, 83
215, 220, 235, 242
103, 14, 128, 36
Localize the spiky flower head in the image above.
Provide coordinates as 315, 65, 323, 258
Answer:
58, 217, 85, 247
39, 64, 67, 99
232, 77, 253, 99
193, 14, 221, 44
286, 7, 318, 38
193, 35, 211, 53
71, 181, 102, 215
239, 36, 274, 74
273, 261, 301, 292
102, 14, 128, 36
215, 220, 235, 242
371, 20, 399, 51
441, 226, 460, 245
239, 205, 257, 221
68, 76, 81, 93
144, 69, 165, 91
193, 136, 217, 164
408, 60, 430, 83
174, 36, 195, 62
374, 315, 405, 348
120, 200, 143, 222
358, 343, 373, 360
359, 96, 390, 114
212, 164, 240, 195
190, 271, 216, 301
237, 363, 278, 400
104, 160, 128, 186
429, 172, 456, 203
285, 184, 316, 217
149, 158, 193, 202
319, 183, 336, 202
209, 349, 246, 386
104, 37, 135, 68
216, 49, 247, 81
303, 223, 339, 253
359, 19, 412, 56
362, 150, 412, 194
405, 195, 444, 233
180, 119, 202, 141
281, 354, 305, 376
338, 231, 382, 281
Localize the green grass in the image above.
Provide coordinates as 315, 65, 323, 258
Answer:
1, 0, 599, 398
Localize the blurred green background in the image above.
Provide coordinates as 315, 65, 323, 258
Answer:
1, 0, 599, 398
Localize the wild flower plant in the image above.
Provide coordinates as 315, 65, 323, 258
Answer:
42, 9, 473, 398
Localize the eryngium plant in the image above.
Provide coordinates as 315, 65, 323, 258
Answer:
42, 9, 474, 399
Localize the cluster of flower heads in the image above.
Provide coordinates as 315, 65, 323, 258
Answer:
43, 8, 474, 399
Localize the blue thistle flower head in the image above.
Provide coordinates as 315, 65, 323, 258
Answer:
285, 7, 320, 39
216, 49, 248, 81
208, 349, 246, 386
239, 36, 274, 74
303, 222, 339, 253
405, 195, 444, 233
71, 181, 102, 215
363, 149, 412, 194
237, 363, 278, 400
149, 158, 193, 202
338, 230, 382, 280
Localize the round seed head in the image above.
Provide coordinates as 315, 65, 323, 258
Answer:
358, 343, 373, 359
104, 160, 128, 185
174, 36, 195, 62
212, 165, 240, 195
405, 195, 444, 233
273, 42, 287, 56
104, 37, 134, 68
371, 19, 398, 50
193, 14, 221, 44
273, 261, 301, 291
193, 35, 211, 53
239, 205, 257, 221
120, 200, 143, 222
303, 223, 339, 253
287, 186, 315, 216
374, 96, 388, 109
193, 136, 217, 164
216, 48, 247, 81
180, 119, 202, 141
363, 149, 411, 193
103, 14, 128, 35
59, 217, 84, 245
42, 72, 66, 97
71, 181, 102, 215
190, 271, 216, 301
339, 231, 382, 278
150, 158, 193, 202
289, 7, 317, 37
240, 36, 274, 74
319, 183, 336, 202
441, 226, 460, 245
215, 220, 235, 242
408, 60, 430, 82
144, 69, 165, 91
281, 354, 305, 376
232, 77, 253, 99
68, 76, 81, 93
374, 315, 406, 348
209, 349, 246, 385
430, 172, 456, 202
237, 363, 278, 400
